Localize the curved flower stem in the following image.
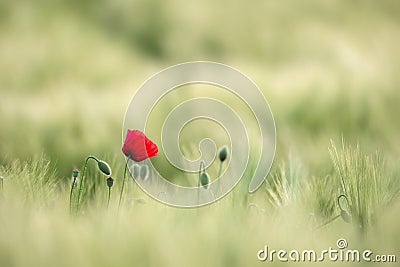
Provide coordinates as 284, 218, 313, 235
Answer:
199, 160, 205, 186
107, 187, 111, 209
337, 194, 350, 210
118, 156, 130, 210
198, 160, 205, 205
69, 177, 77, 214
76, 156, 98, 212
313, 214, 341, 230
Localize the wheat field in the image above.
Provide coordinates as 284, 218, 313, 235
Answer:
0, 1, 399, 266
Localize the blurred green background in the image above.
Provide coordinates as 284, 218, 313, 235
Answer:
1, 0, 399, 175
0, 1, 399, 266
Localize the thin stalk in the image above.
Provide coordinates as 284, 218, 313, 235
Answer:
199, 160, 206, 187
0, 177, 3, 198
76, 156, 98, 212
198, 160, 205, 205
217, 161, 223, 196
69, 177, 77, 214
314, 214, 341, 230
197, 173, 200, 205
118, 156, 130, 210
107, 187, 111, 209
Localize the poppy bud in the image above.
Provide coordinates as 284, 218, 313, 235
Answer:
218, 145, 229, 162
72, 169, 79, 179
97, 160, 112, 176
340, 209, 352, 223
106, 177, 114, 188
199, 172, 210, 189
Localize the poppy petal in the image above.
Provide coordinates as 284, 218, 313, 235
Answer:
122, 129, 158, 162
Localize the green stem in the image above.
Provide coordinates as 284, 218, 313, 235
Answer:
76, 156, 98, 212
199, 160, 205, 186
198, 160, 205, 205
314, 214, 341, 230
69, 177, 77, 214
337, 194, 350, 211
118, 156, 130, 210
107, 187, 111, 209
197, 186, 200, 206
217, 161, 223, 196
0, 178, 3, 198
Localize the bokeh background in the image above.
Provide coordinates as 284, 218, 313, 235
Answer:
0, 1, 399, 266
1, 0, 399, 173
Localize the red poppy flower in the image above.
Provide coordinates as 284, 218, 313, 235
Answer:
122, 129, 158, 162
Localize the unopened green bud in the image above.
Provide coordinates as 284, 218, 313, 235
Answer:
106, 177, 114, 188
218, 145, 229, 162
72, 168, 79, 179
200, 172, 210, 189
98, 160, 112, 176
340, 209, 352, 223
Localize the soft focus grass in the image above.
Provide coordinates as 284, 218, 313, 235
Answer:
1, 0, 400, 266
